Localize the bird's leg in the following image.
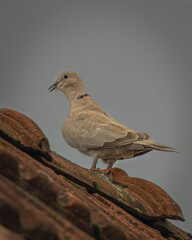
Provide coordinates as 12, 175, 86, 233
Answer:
90, 156, 99, 170
107, 160, 116, 169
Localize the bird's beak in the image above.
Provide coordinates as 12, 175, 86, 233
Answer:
48, 82, 58, 92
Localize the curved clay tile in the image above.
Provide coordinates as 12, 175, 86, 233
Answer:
97, 168, 184, 221
0, 108, 50, 157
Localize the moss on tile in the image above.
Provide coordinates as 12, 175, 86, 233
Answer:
169, 233, 184, 240
92, 181, 98, 189
0, 140, 7, 148
92, 224, 102, 239
187, 233, 192, 239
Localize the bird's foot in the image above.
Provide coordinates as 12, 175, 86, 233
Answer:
90, 167, 100, 171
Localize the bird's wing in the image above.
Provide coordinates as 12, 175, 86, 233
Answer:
64, 110, 139, 149
85, 121, 139, 149
98, 132, 150, 149
63, 110, 177, 152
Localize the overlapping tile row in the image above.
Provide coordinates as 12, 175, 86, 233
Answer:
0, 108, 50, 158
0, 164, 94, 240
150, 219, 192, 240
0, 108, 191, 240
0, 140, 190, 240
49, 152, 153, 219
0, 140, 164, 240
48, 151, 184, 221
0, 224, 24, 240
97, 168, 184, 221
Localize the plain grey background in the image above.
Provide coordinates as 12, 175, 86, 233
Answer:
1, 0, 192, 232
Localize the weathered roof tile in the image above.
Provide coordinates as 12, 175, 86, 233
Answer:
97, 168, 184, 221
0, 108, 50, 158
92, 193, 165, 240
0, 225, 24, 240
0, 169, 94, 240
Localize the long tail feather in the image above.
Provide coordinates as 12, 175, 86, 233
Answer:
150, 143, 179, 152
135, 139, 179, 152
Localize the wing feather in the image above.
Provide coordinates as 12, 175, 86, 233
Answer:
63, 110, 139, 149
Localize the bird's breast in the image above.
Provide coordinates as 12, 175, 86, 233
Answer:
62, 119, 87, 151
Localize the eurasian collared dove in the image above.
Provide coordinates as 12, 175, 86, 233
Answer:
49, 71, 177, 170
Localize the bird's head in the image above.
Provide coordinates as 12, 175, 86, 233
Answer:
48, 71, 81, 92
49, 71, 87, 103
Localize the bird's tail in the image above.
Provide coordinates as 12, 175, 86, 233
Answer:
150, 143, 178, 152
136, 139, 178, 152
145, 140, 178, 152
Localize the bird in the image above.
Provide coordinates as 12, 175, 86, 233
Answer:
49, 71, 177, 170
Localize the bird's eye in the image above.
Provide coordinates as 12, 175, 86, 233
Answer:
64, 74, 68, 79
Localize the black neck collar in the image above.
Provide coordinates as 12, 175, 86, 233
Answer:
77, 93, 89, 99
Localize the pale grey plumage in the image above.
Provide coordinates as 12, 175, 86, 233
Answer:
49, 71, 177, 170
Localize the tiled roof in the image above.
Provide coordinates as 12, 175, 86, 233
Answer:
0, 108, 191, 240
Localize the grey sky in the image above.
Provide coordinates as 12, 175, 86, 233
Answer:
1, 0, 192, 232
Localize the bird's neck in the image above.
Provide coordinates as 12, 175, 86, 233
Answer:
62, 83, 88, 108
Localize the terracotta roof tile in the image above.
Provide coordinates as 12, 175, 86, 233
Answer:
0, 225, 24, 240
0, 167, 94, 240
0, 108, 191, 240
97, 168, 184, 221
0, 108, 50, 158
